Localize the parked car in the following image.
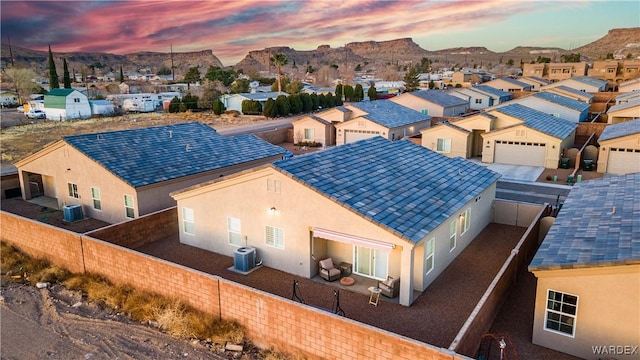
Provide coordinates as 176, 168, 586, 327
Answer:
25, 109, 46, 119
16, 106, 24, 113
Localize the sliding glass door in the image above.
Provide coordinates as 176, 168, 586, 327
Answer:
354, 246, 388, 280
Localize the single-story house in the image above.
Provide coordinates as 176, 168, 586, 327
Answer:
618, 77, 640, 93
220, 92, 286, 114
596, 118, 640, 174
529, 173, 640, 360
448, 88, 493, 110
44, 88, 92, 120
540, 76, 608, 93
471, 85, 513, 105
171, 137, 501, 306
507, 92, 590, 123
421, 120, 472, 158
614, 90, 640, 105
542, 86, 593, 104
89, 100, 116, 116
606, 98, 640, 124
15, 122, 286, 224
389, 90, 469, 117
335, 100, 431, 145
518, 76, 552, 91
482, 77, 532, 92
292, 114, 333, 146
0, 91, 19, 106
481, 104, 577, 168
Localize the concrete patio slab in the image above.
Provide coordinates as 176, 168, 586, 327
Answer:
487, 163, 545, 182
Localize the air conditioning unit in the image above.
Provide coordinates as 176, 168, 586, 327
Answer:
63, 204, 83, 222
234, 247, 256, 272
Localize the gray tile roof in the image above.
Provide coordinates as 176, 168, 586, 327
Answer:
608, 98, 640, 113
551, 86, 594, 100
473, 85, 512, 101
616, 90, 640, 101
307, 114, 331, 125
273, 137, 500, 243
494, 103, 577, 139
437, 120, 471, 134
408, 90, 469, 108
572, 76, 608, 90
347, 100, 431, 128
493, 77, 531, 89
529, 173, 640, 270
598, 118, 640, 141
64, 122, 286, 188
532, 92, 591, 112
525, 76, 552, 85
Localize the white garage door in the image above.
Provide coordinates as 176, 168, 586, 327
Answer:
494, 140, 546, 167
607, 148, 640, 174
344, 129, 381, 144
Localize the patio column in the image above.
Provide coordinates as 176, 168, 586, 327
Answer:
399, 246, 414, 306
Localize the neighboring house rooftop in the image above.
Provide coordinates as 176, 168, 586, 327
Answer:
551, 85, 594, 101
408, 90, 469, 108
607, 98, 640, 113
298, 114, 331, 125
495, 77, 531, 89
529, 173, 640, 270
435, 120, 471, 134
472, 85, 512, 99
571, 76, 608, 89
525, 76, 552, 85
46, 88, 77, 97
273, 137, 500, 243
348, 100, 431, 128
598, 118, 640, 141
64, 122, 285, 188
616, 90, 640, 102
493, 103, 577, 139
531, 92, 591, 112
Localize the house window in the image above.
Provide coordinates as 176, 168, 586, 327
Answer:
304, 128, 314, 141
425, 238, 435, 274
475, 98, 482, 104
357, 120, 366, 128
436, 138, 451, 153
545, 290, 578, 337
265, 225, 284, 249
124, 194, 135, 219
228, 217, 242, 246
267, 179, 281, 193
516, 129, 526, 137
182, 207, 195, 235
421, 109, 429, 115
74, 98, 80, 103
91, 187, 101, 210
462, 208, 471, 234
449, 220, 457, 252
67, 183, 79, 199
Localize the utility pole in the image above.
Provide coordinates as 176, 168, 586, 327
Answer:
170, 44, 175, 82
8, 36, 14, 66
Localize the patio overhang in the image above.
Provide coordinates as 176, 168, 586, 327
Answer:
311, 227, 395, 251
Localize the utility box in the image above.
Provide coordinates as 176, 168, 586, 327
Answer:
63, 204, 83, 222
234, 247, 256, 272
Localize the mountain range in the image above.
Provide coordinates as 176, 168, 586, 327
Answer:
1, 27, 638, 80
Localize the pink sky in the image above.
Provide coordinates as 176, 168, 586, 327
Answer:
1, 1, 637, 66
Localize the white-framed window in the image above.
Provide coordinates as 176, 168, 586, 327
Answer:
425, 238, 435, 274
68, 183, 79, 199
421, 109, 429, 115
515, 129, 526, 137
545, 289, 578, 337
124, 194, 135, 219
449, 220, 457, 252
304, 128, 314, 141
462, 208, 471, 234
73, 98, 80, 103
182, 207, 195, 235
265, 225, 284, 249
227, 217, 242, 246
267, 178, 281, 193
91, 187, 101, 210
475, 98, 482, 104
437, 138, 451, 153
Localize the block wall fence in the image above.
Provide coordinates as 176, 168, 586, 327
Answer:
0, 210, 471, 360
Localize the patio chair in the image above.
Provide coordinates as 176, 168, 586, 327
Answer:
378, 276, 400, 298
318, 258, 341, 282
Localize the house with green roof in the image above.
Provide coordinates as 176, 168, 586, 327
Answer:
44, 88, 91, 120
15, 123, 286, 223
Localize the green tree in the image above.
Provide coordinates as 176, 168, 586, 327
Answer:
560, 53, 581, 63
343, 85, 354, 102
184, 67, 201, 85
300, 93, 313, 113
263, 98, 276, 118
367, 85, 378, 101
212, 98, 225, 115
354, 84, 364, 102
355, 64, 362, 72
204, 66, 235, 87
48, 45, 60, 89
506, 59, 515, 66
270, 53, 288, 94
335, 84, 343, 101
181, 93, 199, 110
230, 78, 250, 94
536, 56, 551, 63
627, 53, 634, 59
428, 80, 435, 89
309, 93, 319, 110
285, 80, 303, 94
168, 96, 181, 113
241, 99, 261, 115
62, 58, 71, 88
605, 53, 614, 60
275, 94, 290, 116
156, 66, 172, 75
288, 94, 303, 114
420, 57, 432, 73
403, 64, 420, 92
119, 66, 124, 82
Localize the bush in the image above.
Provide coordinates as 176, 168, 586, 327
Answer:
546, 174, 553, 181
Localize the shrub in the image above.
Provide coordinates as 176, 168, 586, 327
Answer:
546, 174, 553, 181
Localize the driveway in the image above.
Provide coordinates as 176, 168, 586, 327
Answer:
487, 163, 545, 182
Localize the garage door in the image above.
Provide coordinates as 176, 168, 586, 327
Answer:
607, 148, 640, 174
494, 140, 546, 167
344, 129, 380, 144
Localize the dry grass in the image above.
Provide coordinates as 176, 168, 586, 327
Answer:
0, 242, 70, 284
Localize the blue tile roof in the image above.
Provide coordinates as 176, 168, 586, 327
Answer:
616, 90, 640, 101
408, 90, 469, 108
608, 98, 640, 112
572, 76, 608, 90
436, 120, 471, 134
525, 76, 551, 85
494, 77, 531, 89
273, 137, 500, 243
494, 103, 577, 139
473, 85, 512, 101
347, 100, 430, 128
598, 118, 640, 141
64, 122, 286, 188
529, 173, 640, 270
552, 86, 594, 100
532, 92, 591, 112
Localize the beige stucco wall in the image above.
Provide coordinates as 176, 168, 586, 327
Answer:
597, 134, 640, 173
389, 94, 445, 117
455, 114, 495, 132
607, 107, 640, 124
292, 117, 332, 145
387, 120, 431, 142
173, 166, 497, 306
421, 126, 470, 158
531, 265, 640, 360
481, 125, 571, 169
317, 107, 351, 123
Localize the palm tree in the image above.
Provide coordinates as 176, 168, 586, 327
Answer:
270, 53, 288, 95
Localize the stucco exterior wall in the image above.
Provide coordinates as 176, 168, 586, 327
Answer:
515, 97, 582, 123
608, 107, 640, 124
455, 115, 494, 132
335, 119, 388, 145
421, 126, 470, 159
387, 120, 431, 142
317, 108, 350, 122
597, 135, 640, 173
531, 265, 640, 360
389, 95, 445, 117
293, 117, 332, 145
